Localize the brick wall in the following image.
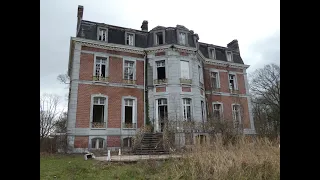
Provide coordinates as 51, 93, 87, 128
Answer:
203, 64, 246, 94
107, 136, 121, 147
74, 136, 89, 148
205, 95, 250, 129
76, 84, 144, 128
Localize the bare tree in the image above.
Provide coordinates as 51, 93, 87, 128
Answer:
55, 112, 67, 133
40, 94, 61, 139
57, 73, 70, 84
250, 63, 280, 137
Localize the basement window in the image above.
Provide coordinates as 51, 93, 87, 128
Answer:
123, 137, 132, 148
92, 97, 106, 128
156, 32, 164, 45
156, 60, 166, 80
98, 28, 107, 42
91, 138, 104, 149
124, 99, 136, 128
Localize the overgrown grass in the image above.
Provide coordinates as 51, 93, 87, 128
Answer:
40, 136, 280, 180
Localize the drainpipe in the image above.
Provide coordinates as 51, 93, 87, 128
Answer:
144, 50, 147, 127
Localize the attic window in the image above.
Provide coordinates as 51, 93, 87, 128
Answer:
98, 28, 107, 42
156, 32, 164, 45
126, 33, 134, 46
179, 32, 186, 45
226, 51, 233, 62
211, 48, 216, 59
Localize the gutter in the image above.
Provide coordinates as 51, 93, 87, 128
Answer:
143, 50, 147, 126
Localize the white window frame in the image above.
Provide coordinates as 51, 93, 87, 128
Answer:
97, 27, 108, 42
177, 29, 189, 46
210, 70, 220, 89
123, 59, 136, 80
154, 30, 165, 45
125, 32, 135, 46
122, 96, 137, 129
155, 98, 168, 132
179, 32, 186, 45
228, 73, 238, 91
182, 98, 192, 121
90, 94, 108, 129
232, 104, 242, 128
155, 60, 166, 79
91, 137, 105, 149
226, 51, 233, 62
212, 102, 223, 120
208, 47, 216, 59
180, 60, 190, 79
93, 54, 109, 79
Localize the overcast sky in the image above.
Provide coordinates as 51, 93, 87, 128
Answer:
40, 0, 280, 111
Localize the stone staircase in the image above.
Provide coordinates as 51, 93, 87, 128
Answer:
133, 133, 169, 155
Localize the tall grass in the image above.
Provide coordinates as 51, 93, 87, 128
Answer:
158, 136, 280, 180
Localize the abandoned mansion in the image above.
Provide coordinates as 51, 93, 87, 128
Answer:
66, 5, 256, 152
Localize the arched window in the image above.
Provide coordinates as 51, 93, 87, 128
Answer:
91, 138, 105, 149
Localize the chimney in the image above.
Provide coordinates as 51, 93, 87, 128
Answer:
141, 20, 148, 32
227, 39, 240, 53
76, 5, 84, 35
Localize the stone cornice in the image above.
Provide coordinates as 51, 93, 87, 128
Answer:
198, 50, 250, 69
71, 37, 145, 55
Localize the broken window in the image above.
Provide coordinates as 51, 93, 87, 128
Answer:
157, 98, 168, 132
232, 105, 241, 128
123, 137, 132, 148
226, 51, 232, 62
124, 60, 135, 80
211, 48, 216, 59
156, 32, 164, 45
182, 98, 192, 121
91, 138, 104, 149
98, 28, 107, 41
124, 99, 135, 128
156, 60, 166, 80
180, 60, 190, 79
95, 57, 107, 79
229, 74, 237, 91
211, 72, 219, 89
213, 103, 222, 120
179, 32, 186, 45
126, 33, 134, 46
92, 97, 106, 128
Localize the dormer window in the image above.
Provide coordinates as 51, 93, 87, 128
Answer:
226, 51, 233, 62
125, 32, 134, 46
156, 32, 164, 45
97, 28, 107, 42
211, 48, 216, 59
179, 32, 186, 45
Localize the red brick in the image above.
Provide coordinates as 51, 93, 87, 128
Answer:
107, 136, 121, 147
156, 87, 166, 92
182, 87, 191, 92
74, 136, 89, 148
155, 51, 165, 56
76, 84, 144, 128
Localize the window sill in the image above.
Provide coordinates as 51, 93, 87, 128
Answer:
90, 128, 107, 130
122, 128, 137, 130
